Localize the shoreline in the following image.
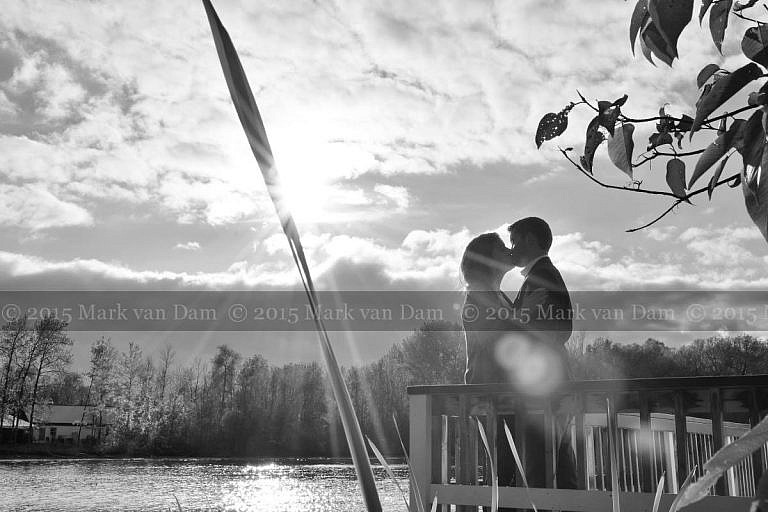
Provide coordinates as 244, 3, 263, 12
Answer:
0, 451, 405, 464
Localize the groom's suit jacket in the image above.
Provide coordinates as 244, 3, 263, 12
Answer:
513, 255, 573, 355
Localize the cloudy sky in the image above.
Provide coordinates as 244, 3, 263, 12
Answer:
1, 0, 767, 368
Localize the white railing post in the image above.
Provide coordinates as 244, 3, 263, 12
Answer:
410, 393, 433, 511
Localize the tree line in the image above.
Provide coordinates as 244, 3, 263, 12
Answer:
1, 316, 767, 456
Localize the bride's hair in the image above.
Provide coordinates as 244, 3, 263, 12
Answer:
460, 232, 504, 287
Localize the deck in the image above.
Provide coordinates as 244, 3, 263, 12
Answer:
408, 375, 768, 511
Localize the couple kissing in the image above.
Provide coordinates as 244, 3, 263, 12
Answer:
459, 216, 577, 494
460, 216, 572, 390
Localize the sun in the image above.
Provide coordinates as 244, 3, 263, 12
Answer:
277, 166, 334, 226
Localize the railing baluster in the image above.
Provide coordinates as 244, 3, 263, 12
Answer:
606, 395, 620, 496
544, 400, 556, 489
575, 392, 587, 490
687, 432, 695, 479
750, 387, 765, 484
710, 387, 726, 495
619, 425, 627, 491
454, 414, 461, 485
632, 429, 641, 492
597, 425, 605, 490
513, 398, 528, 490
638, 391, 653, 492
585, 425, 595, 490
673, 391, 688, 489
487, 399, 497, 483
440, 414, 449, 512
457, 394, 476, 512
650, 430, 658, 489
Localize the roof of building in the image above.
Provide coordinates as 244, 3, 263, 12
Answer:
29, 405, 115, 426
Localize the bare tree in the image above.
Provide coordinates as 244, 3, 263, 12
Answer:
27, 315, 72, 443
0, 316, 28, 431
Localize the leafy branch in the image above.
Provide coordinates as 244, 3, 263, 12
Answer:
534, 0, 768, 242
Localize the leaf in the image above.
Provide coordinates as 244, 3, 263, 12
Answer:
392, 414, 426, 512
366, 436, 410, 512
709, 0, 733, 53
744, 146, 768, 241
675, 131, 684, 149
699, 0, 714, 23
748, 91, 768, 106
581, 116, 605, 173
666, 158, 687, 197
536, 109, 569, 148
612, 94, 629, 108
754, 472, 768, 512
697, 63, 721, 88
676, 114, 694, 132
503, 421, 538, 512
673, 414, 768, 511
734, 0, 759, 12
738, 109, 765, 168
708, 152, 731, 199
476, 419, 498, 512
730, 174, 742, 187
639, 26, 657, 65
648, 0, 694, 58
642, 19, 676, 66
630, 0, 650, 54
600, 107, 622, 136
668, 466, 699, 512
652, 473, 666, 512
648, 131, 673, 150
657, 105, 675, 132
608, 123, 635, 178
690, 119, 745, 188
692, 63, 762, 136
742, 25, 768, 68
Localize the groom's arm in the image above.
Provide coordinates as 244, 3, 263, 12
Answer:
517, 275, 572, 346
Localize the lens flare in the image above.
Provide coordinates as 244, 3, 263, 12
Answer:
494, 333, 565, 395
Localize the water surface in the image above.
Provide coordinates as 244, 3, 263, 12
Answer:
0, 458, 410, 511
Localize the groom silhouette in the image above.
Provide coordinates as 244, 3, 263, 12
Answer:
498, 217, 578, 505
508, 217, 572, 366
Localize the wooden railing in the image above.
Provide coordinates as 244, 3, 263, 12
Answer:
408, 375, 768, 511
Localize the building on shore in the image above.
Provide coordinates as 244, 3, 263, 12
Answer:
28, 404, 115, 444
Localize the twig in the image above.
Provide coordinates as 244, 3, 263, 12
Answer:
626, 173, 741, 232
619, 104, 758, 124
560, 148, 686, 199
634, 148, 706, 167
733, 10, 765, 24
576, 91, 600, 112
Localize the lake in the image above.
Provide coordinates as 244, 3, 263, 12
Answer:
0, 458, 411, 511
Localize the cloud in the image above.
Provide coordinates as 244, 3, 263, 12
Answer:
645, 226, 678, 241
373, 184, 410, 210
679, 225, 764, 267
4, 222, 768, 293
0, 184, 92, 230
174, 241, 200, 251
0, 0, 744, 237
